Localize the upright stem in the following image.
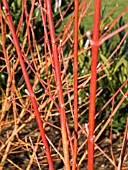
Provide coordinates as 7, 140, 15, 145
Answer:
2, 1, 54, 169
46, 1, 70, 169
72, 0, 79, 169
88, 1, 101, 170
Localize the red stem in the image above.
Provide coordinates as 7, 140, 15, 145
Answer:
88, 1, 101, 170
2, 1, 54, 169
46, 1, 70, 169
100, 24, 128, 45
72, 0, 79, 169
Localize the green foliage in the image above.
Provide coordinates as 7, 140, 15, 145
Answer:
1, 1, 127, 134
98, 17, 128, 132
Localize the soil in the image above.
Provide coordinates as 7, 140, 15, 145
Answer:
0, 116, 128, 170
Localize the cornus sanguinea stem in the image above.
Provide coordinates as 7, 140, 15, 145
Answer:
72, 0, 79, 170
46, 1, 70, 169
2, 1, 54, 169
88, 1, 101, 170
